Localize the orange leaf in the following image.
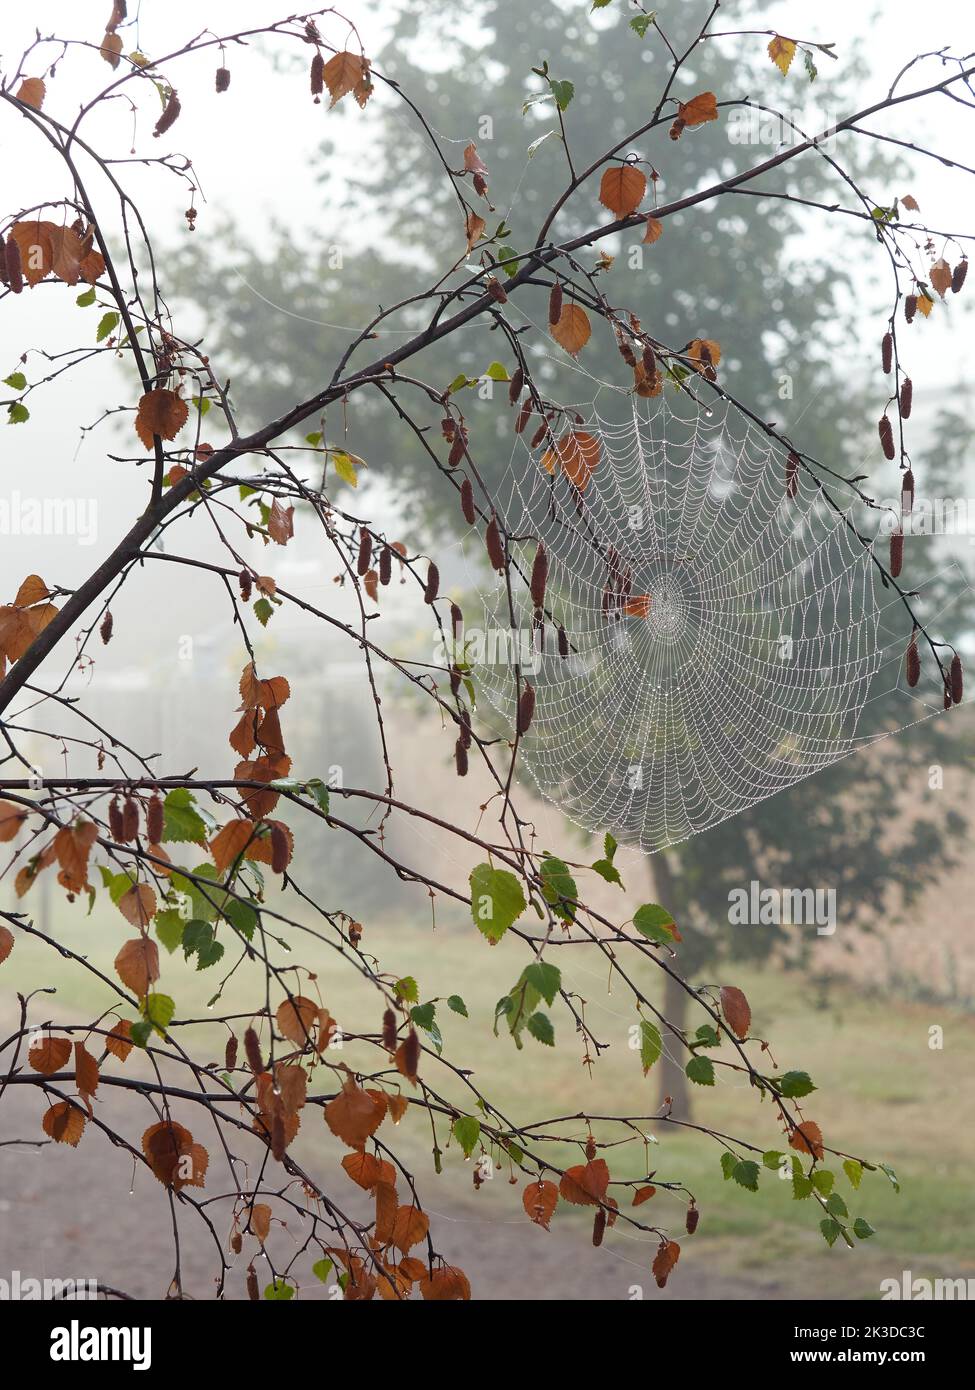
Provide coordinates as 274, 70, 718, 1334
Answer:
322, 51, 372, 108
559, 1159, 610, 1206
392, 1203, 429, 1253
678, 91, 718, 127
14, 574, 50, 606
643, 216, 663, 244
267, 499, 294, 546
342, 1151, 395, 1190
43, 1101, 85, 1146
541, 430, 601, 491
633, 1184, 657, 1205
930, 258, 952, 299
789, 1120, 825, 1160
118, 882, 156, 927
29, 1035, 71, 1075
250, 1202, 272, 1242
229, 710, 258, 758
652, 1238, 681, 1288
16, 78, 46, 111
238, 663, 291, 711
8, 221, 55, 286
100, 32, 123, 68
624, 595, 652, 619
274, 1062, 308, 1116
54, 819, 98, 894
375, 1180, 398, 1245
0, 923, 13, 963
419, 1265, 471, 1300
388, 1093, 409, 1124
114, 936, 160, 996
599, 165, 646, 218
134, 388, 189, 450
74, 1041, 99, 1103
210, 819, 256, 874
142, 1120, 205, 1189
720, 985, 751, 1039
324, 1076, 386, 1148
0, 801, 28, 842
687, 337, 721, 376
276, 995, 319, 1047
105, 1019, 134, 1061
551, 304, 591, 357
523, 1178, 559, 1230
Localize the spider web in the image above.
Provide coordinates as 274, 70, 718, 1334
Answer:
471, 390, 923, 854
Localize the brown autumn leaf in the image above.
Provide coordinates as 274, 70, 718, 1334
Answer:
363, 568, 379, 603
523, 1179, 559, 1230
238, 663, 291, 711
419, 1265, 471, 1300
633, 1184, 657, 1205
901, 193, 920, 212
398, 1256, 427, 1283
342, 1151, 395, 1190
643, 215, 664, 244
388, 1093, 409, 1124
789, 1119, 825, 1160
394, 1030, 420, 1086
250, 1202, 272, 1243
118, 881, 156, 927
377, 1263, 412, 1301
233, 753, 291, 817
274, 1062, 308, 1116
0, 923, 13, 963
28, 1035, 72, 1075
624, 595, 652, 619
652, 1238, 681, 1288
599, 165, 646, 217
114, 936, 160, 996
375, 1180, 398, 1245
0, 801, 28, 842
105, 1019, 134, 1061
8, 221, 55, 286
14, 574, 50, 606
17, 78, 46, 111
142, 1120, 206, 1189
678, 91, 719, 127
559, 1158, 610, 1207
267, 499, 294, 546
322, 51, 372, 108
74, 1041, 99, 1105
463, 141, 489, 175
551, 303, 591, 357
48, 225, 87, 286
930, 258, 952, 299
54, 819, 98, 894
210, 819, 256, 874
43, 1101, 86, 1146
540, 430, 601, 491
687, 337, 722, 374
254, 705, 285, 755
229, 710, 257, 758
14, 843, 56, 898
100, 32, 123, 68
720, 985, 752, 1039
392, 1203, 430, 1253
275, 994, 319, 1047
0, 601, 60, 663
244, 819, 293, 872
324, 1077, 387, 1148
465, 211, 486, 253
134, 388, 189, 450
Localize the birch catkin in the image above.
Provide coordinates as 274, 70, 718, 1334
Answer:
548, 281, 563, 326
460, 477, 476, 524
485, 516, 505, 571
881, 332, 893, 374
906, 637, 920, 688
356, 527, 372, 576
530, 543, 548, 610
878, 415, 895, 460
517, 682, 536, 735
889, 531, 903, 578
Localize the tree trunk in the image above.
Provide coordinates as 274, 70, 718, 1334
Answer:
649, 851, 692, 1120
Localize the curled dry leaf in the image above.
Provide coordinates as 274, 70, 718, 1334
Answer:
465, 211, 486, 253
551, 303, 591, 357
134, 388, 189, 450
250, 1203, 272, 1243
719, 984, 752, 1039
74, 1041, 100, 1105
633, 1184, 657, 1205
118, 881, 157, 928
100, 33, 124, 69
643, 216, 663, 244
652, 1238, 681, 1288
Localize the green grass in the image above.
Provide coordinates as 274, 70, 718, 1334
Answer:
4, 902, 973, 1299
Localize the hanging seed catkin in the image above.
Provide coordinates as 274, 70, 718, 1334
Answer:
382, 1008, 397, 1053
530, 420, 549, 449
215, 67, 230, 92
459, 709, 472, 750
786, 451, 800, 499
401, 1028, 421, 1081
485, 516, 505, 571
244, 1026, 264, 1076
953, 259, 968, 295
146, 793, 163, 844
900, 377, 913, 419
423, 562, 439, 604
592, 1209, 606, 1247
878, 415, 895, 460
530, 543, 548, 610
905, 293, 917, 323
454, 737, 468, 777
548, 281, 563, 327
225, 1035, 238, 1071
271, 1110, 286, 1162
239, 569, 253, 602
450, 665, 461, 697
517, 682, 535, 735
514, 399, 532, 435
450, 602, 463, 638
5, 236, 23, 294
557, 624, 569, 658
881, 332, 893, 374
686, 1204, 700, 1235
310, 52, 324, 98
379, 544, 392, 585
108, 797, 124, 842
448, 432, 466, 467
460, 477, 476, 524
901, 467, 915, 514
642, 343, 656, 377
356, 527, 372, 576
270, 823, 289, 874
121, 796, 139, 842
100, 610, 113, 645
890, 531, 903, 578
508, 366, 523, 405
906, 637, 920, 688
153, 90, 181, 138
487, 275, 507, 303
951, 653, 964, 704
246, 1266, 260, 1301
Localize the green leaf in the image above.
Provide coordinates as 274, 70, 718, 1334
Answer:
792, 1175, 814, 1200
811, 1169, 834, 1196
826, 1192, 849, 1220
819, 1217, 842, 1248
3, 371, 26, 390
633, 902, 677, 945
312, 1257, 333, 1283
254, 597, 273, 627
803, 48, 818, 83
264, 1278, 295, 1300
331, 449, 364, 488
76, 286, 96, 306
878, 1162, 900, 1194
527, 1011, 554, 1046
540, 854, 577, 921
549, 78, 574, 111
7, 402, 29, 424
154, 908, 185, 954
639, 1018, 662, 1074
853, 1217, 875, 1240
496, 246, 519, 278
843, 1158, 863, 1190
776, 1069, 816, 1099
305, 431, 322, 447
469, 863, 526, 943
527, 130, 559, 158
685, 1055, 715, 1086
447, 994, 468, 1017
161, 788, 207, 846
694, 1024, 721, 1049
130, 1019, 152, 1049
484, 361, 508, 382
142, 992, 175, 1037
452, 1115, 480, 1158
762, 1150, 786, 1170
732, 1160, 760, 1192
590, 857, 623, 888
96, 310, 120, 342
522, 961, 561, 1006
603, 832, 618, 862
223, 897, 257, 941
394, 976, 419, 1004
410, 1001, 436, 1032
99, 865, 136, 904
720, 1152, 737, 1181
630, 13, 656, 38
